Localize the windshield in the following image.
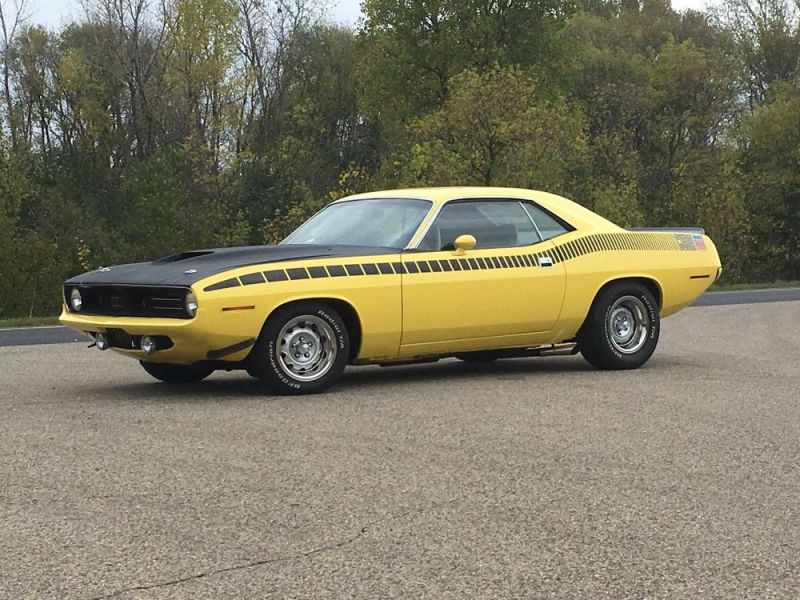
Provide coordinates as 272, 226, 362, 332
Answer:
281, 198, 432, 249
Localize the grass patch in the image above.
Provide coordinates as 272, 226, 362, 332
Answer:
711, 280, 800, 291
0, 316, 60, 329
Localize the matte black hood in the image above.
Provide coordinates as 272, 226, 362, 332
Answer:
65, 244, 398, 287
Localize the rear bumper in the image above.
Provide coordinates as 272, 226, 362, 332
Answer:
59, 307, 256, 364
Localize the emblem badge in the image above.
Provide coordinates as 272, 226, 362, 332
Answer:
184, 268, 198, 274
98, 266, 112, 272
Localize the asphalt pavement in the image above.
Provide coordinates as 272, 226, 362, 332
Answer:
1, 301, 799, 599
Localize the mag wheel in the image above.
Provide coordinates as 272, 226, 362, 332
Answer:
251, 303, 349, 395
139, 361, 215, 383
578, 282, 660, 370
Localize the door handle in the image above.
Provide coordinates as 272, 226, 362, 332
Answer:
538, 256, 553, 267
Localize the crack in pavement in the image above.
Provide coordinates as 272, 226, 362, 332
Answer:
90, 495, 467, 599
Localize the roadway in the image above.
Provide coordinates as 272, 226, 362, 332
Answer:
1, 298, 798, 598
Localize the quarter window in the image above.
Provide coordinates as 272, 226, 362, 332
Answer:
523, 203, 569, 241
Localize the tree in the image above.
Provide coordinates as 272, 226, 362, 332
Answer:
359, 0, 576, 153
718, 0, 800, 107
385, 67, 588, 195
0, 0, 28, 150
738, 86, 800, 280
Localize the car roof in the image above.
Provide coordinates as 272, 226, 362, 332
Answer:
337, 186, 621, 232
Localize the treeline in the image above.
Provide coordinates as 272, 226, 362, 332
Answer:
0, 0, 798, 318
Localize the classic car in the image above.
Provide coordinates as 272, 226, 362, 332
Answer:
60, 187, 722, 394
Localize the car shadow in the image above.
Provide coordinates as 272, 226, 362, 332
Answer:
342, 356, 593, 387
75, 356, 598, 403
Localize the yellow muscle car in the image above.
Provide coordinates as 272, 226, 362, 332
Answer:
60, 187, 722, 394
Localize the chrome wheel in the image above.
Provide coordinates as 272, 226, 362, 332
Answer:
276, 315, 338, 382
607, 295, 650, 354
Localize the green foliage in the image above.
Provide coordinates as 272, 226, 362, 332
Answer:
0, 0, 797, 317
393, 67, 588, 194
738, 86, 800, 279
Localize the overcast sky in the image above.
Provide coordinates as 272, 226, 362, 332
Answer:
25, 0, 713, 29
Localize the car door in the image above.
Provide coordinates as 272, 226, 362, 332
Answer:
399, 198, 568, 354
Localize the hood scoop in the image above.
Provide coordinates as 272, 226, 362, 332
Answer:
152, 250, 215, 264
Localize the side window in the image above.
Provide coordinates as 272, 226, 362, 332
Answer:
418, 200, 540, 251
523, 203, 569, 241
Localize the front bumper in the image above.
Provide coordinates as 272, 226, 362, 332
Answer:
59, 307, 256, 364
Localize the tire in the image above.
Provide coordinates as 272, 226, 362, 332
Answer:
249, 302, 349, 395
578, 281, 660, 370
140, 361, 215, 383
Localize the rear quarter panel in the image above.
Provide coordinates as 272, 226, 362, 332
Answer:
553, 231, 721, 340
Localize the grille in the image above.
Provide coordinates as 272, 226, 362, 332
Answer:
67, 285, 191, 319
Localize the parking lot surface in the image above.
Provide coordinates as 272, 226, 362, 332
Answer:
1, 302, 798, 599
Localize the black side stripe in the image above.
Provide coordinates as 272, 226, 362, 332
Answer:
265, 270, 288, 282
206, 337, 256, 360
203, 233, 690, 291
240, 272, 265, 285
345, 264, 364, 276
204, 277, 240, 291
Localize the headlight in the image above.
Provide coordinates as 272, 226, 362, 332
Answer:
69, 288, 82, 312
185, 290, 198, 317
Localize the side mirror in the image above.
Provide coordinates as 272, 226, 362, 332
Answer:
453, 234, 476, 256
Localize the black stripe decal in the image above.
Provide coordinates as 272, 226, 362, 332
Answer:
345, 264, 364, 276
206, 337, 256, 360
239, 273, 265, 286
204, 277, 240, 292
201, 233, 691, 291
264, 270, 288, 282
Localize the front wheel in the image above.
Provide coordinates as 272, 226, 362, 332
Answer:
249, 303, 349, 395
140, 361, 215, 383
578, 282, 660, 370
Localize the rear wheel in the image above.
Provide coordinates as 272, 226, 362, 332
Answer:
578, 282, 659, 370
249, 302, 349, 395
139, 361, 215, 384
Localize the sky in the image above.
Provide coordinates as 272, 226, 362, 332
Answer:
24, 0, 713, 30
